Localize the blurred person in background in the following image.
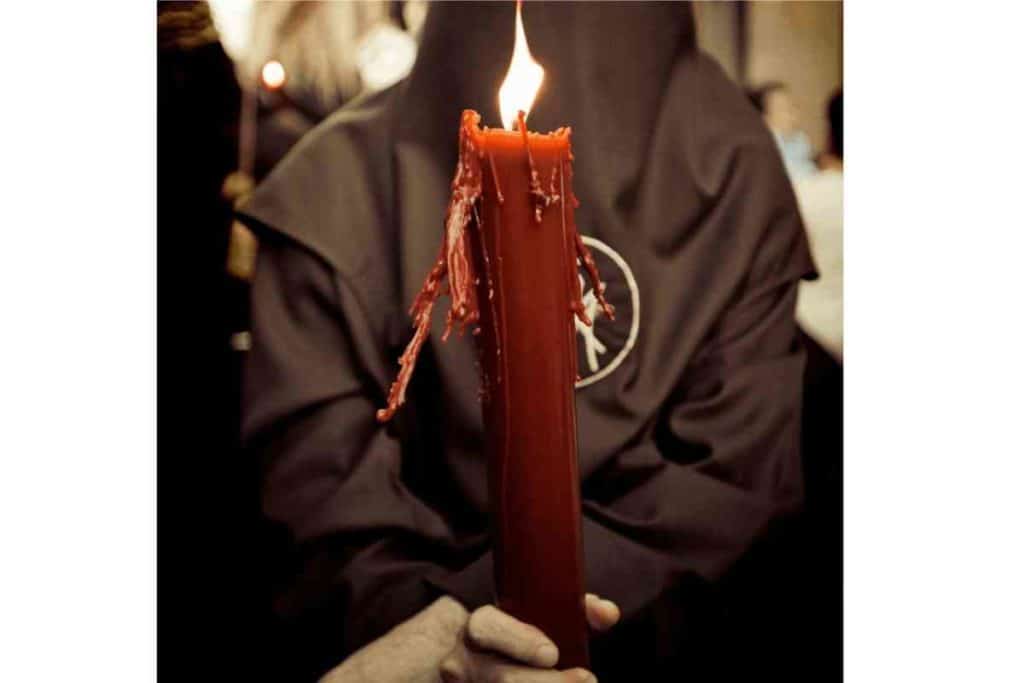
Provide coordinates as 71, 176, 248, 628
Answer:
794, 90, 843, 360
245, 0, 387, 179
749, 81, 818, 181
238, 0, 422, 181
238, 3, 822, 681
219, 0, 424, 285
793, 91, 843, 678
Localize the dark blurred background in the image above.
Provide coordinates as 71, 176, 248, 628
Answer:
158, 1, 841, 679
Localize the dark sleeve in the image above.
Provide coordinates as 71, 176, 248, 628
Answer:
581, 280, 806, 607
242, 235, 456, 674
435, 139, 813, 653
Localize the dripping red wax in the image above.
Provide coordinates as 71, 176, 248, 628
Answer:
377, 110, 612, 422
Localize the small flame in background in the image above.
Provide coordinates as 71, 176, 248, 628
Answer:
498, 1, 545, 131
261, 60, 286, 90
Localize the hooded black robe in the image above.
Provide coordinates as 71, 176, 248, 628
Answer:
240, 3, 817, 680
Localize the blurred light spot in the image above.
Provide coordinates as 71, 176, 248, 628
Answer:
230, 331, 252, 352
261, 60, 286, 90
356, 24, 417, 92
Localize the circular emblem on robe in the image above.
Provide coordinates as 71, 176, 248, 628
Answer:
575, 236, 639, 388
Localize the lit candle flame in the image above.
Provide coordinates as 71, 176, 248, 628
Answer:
261, 60, 286, 91
498, 2, 545, 131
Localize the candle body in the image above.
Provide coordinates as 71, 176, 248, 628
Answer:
471, 128, 589, 668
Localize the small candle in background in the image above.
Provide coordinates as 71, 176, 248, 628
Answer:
224, 59, 287, 284
260, 59, 286, 91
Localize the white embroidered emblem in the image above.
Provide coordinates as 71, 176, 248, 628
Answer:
575, 236, 639, 388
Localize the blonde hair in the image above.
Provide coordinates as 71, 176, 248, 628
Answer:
244, 1, 392, 111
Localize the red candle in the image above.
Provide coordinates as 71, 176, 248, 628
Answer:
378, 109, 611, 668
376, 2, 612, 670
471, 114, 604, 669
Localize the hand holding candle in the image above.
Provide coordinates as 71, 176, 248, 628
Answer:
439, 596, 619, 683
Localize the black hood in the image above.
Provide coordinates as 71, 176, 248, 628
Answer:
397, 2, 697, 245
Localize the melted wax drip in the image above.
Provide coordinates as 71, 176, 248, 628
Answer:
473, 202, 502, 372
377, 110, 613, 423
376, 111, 483, 423
487, 151, 505, 204
516, 110, 558, 223
562, 142, 614, 325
